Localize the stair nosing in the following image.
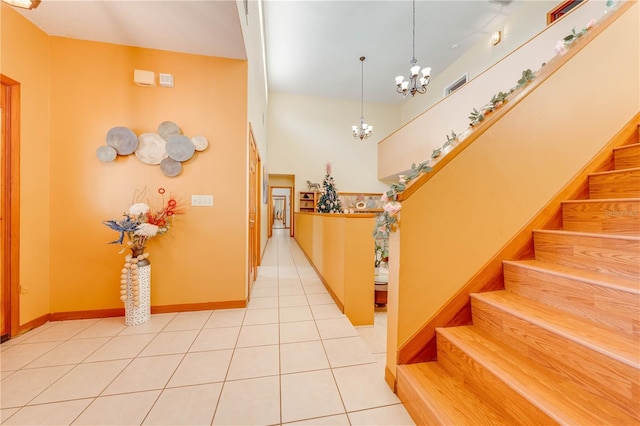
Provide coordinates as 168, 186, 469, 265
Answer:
471, 291, 640, 369
561, 197, 640, 204
533, 228, 640, 241
502, 259, 640, 295
613, 143, 640, 151
589, 166, 640, 177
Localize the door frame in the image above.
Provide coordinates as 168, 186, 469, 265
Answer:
268, 185, 294, 238
1, 74, 21, 340
247, 124, 261, 299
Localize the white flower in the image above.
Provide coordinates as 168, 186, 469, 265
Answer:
129, 203, 150, 216
134, 223, 159, 237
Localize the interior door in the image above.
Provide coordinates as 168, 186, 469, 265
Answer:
248, 129, 259, 296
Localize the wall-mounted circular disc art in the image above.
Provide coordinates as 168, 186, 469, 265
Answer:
96, 121, 209, 177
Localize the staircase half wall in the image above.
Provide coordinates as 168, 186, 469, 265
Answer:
385, 1, 639, 385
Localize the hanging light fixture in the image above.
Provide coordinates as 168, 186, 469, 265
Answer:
395, 0, 431, 97
2, 0, 40, 9
352, 56, 373, 140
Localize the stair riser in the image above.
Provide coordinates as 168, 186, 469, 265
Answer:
589, 169, 640, 199
503, 262, 640, 335
533, 232, 640, 280
562, 200, 640, 236
436, 331, 555, 425
471, 297, 640, 419
396, 369, 436, 426
614, 144, 640, 170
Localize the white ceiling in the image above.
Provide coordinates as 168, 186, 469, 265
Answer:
13, 0, 517, 105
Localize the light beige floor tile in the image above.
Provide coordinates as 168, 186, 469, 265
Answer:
203, 310, 245, 328
322, 336, 376, 368
347, 404, 415, 425
102, 354, 182, 395
284, 414, 350, 425
0, 342, 62, 371
143, 383, 222, 425
226, 345, 279, 380
252, 278, 279, 288
303, 284, 329, 295
278, 267, 299, 280
0, 408, 19, 423
280, 341, 329, 374
236, 323, 279, 348
243, 308, 279, 325
315, 317, 359, 340
19, 320, 98, 344
306, 293, 335, 306
279, 285, 305, 296
356, 324, 387, 354
138, 330, 198, 356
189, 327, 240, 352
83, 333, 155, 362
256, 265, 278, 279
71, 317, 127, 339
247, 296, 279, 310
332, 363, 400, 412
279, 278, 302, 287
118, 313, 176, 335
251, 286, 279, 297
72, 390, 160, 425
301, 277, 324, 287
0, 365, 73, 408
1, 370, 16, 380
310, 304, 344, 320
279, 295, 309, 308
30, 360, 128, 405
2, 398, 93, 425
163, 310, 213, 332
280, 321, 320, 344
281, 369, 345, 423
167, 349, 233, 387
280, 306, 313, 323
26, 337, 110, 368
212, 376, 280, 425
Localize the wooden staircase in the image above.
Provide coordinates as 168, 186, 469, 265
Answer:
397, 140, 640, 424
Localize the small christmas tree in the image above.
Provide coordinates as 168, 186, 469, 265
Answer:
316, 163, 343, 214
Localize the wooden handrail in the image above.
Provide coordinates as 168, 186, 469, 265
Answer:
397, 0, 634, 203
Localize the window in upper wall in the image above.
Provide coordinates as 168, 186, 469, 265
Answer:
444, 73, 468, 97
547, 0, 585, 24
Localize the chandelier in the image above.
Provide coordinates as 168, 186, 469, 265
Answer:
395, 0, 431, 97
352, 56, 373, 140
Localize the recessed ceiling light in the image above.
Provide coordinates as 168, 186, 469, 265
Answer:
452, 44, 459, 49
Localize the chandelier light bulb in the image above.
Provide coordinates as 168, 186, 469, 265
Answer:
352, 56, 373, 140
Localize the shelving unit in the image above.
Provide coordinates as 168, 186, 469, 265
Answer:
338, 192, 384, 213
298, 191, 318, 212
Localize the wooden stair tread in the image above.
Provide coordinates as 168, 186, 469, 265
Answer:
439, 326, 638, 425
503, 259, 640, 293
613, 143, 640, 152
398, 363, 508, 425
471, 291, 640, 367
534, 228, 640, 241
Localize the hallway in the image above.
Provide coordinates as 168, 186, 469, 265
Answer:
0, 229, 414, 425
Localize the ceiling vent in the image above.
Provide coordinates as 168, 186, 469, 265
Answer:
489, 0, 513, 4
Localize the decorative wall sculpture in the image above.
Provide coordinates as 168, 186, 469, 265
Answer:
96, 121, 209, 177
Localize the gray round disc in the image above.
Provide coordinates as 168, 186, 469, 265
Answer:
96, 145, 117, 162
166, 134, 195, 162
160, 157, 182, 177
106, 126, 138, 155
158, 121, 181, 140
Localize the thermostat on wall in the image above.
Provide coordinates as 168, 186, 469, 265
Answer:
159, 73, 174, 88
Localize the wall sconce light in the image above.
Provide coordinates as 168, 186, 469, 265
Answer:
2, 0, 40, 9
491, 31, 502, 46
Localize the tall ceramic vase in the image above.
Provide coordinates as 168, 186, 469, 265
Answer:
125, 247, 151, 326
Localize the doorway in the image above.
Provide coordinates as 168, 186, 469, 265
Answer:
1, 75, 20, 342
248, 126, 261, 301
268, 174, 295, 238
272, 196, 286, 229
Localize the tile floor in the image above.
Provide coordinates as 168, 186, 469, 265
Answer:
0, 229, 414, 425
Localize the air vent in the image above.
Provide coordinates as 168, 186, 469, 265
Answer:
444, 73, 468, 97
490, 0, 513, 4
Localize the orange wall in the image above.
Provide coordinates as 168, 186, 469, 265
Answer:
48, 38, 248, 313
1, 4, 52, 324
2, 5, 249, 322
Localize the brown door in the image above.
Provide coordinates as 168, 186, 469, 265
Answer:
248, 128, 259, 297
1, 76, 20, 342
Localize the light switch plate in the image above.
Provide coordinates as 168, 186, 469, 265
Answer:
191, 195, 213, 206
